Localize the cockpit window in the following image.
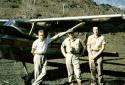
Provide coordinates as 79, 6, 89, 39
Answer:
14, 21, 32, 34
0, 26, 22, 37
1, 20, 43, 38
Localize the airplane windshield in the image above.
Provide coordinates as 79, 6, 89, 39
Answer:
0, 21, 6, 25
14, 21, 32, 35
14, 21, 42, 36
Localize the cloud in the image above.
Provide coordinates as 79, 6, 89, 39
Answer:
117, 5, 125, 10
93, 0, 125, 10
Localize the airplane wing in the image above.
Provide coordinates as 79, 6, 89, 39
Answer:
28, 14, 125, 33
29, 14, 125, 22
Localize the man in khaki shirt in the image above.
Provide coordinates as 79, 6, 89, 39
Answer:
87, 26, 106, 85
61, 32, 83, 85
31, 28, 75, 85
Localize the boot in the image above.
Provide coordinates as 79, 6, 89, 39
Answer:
77, 80, 81, 85
69, 81, 74, 85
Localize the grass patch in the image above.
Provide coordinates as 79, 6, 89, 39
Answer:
0, 32, 125, 85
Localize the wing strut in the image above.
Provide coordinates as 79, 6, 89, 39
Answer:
22, 62, 29, 75
29, 22, 36, 35
22, 62, 33, 85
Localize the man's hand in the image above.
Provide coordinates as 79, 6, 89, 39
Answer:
91, 56, 95, 60
31, 48, 36, 56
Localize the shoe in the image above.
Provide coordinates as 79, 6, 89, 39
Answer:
77, 80, 81, 85
69, 81, 74, 85
90, 83, 96, 85
99, 83, 104, 85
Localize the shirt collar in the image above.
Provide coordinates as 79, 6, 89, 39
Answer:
93, 34, 100, 38
68, 37, 76, 41
38, 38, 46, 42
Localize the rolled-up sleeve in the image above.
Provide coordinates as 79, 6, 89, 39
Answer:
87, 36, 91, 46
102, 36, 106, 45
32, 41, 37, 49
61, 40, 67, 57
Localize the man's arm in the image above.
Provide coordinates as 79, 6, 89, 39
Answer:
31, 41, 37, 56
61, 42, 67, 57
87, 37, 93, 58
31, 48, 36, 56
79, 39, 84, 55
50, 31, 68, 43
87, 44, 93, 58
48, 22, 85, 43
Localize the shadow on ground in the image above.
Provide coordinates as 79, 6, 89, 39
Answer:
22, 59, 125, 85
45, 62, 90, 81
105, 80, 125, 85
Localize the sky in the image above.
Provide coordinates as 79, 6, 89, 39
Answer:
93, 0, 125, 10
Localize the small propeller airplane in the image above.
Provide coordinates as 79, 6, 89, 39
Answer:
0, 14, 124, 84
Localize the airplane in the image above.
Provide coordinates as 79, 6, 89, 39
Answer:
0, 14, 124, 84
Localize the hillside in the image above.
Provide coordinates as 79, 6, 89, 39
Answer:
0, 0, 125, 19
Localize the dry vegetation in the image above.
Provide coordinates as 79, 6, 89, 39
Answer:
0, 0, 125, 19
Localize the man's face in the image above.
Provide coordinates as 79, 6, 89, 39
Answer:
38, 32, 45, 40
93, 26, 99, 35
68, 32, 75, 39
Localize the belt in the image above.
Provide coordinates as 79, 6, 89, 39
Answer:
91, 49, 99, 51
35, 53, 45, 55
67, 52, 79, 55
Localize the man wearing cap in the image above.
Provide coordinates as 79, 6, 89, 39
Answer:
61, 32, 83, 85
87, 26, 106, 85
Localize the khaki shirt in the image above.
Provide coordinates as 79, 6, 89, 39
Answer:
61, 37, 82, 55
32, 33, 63, 54
87, 35, 106, 51
32, 36, 51, 54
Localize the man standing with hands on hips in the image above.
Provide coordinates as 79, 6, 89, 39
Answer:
61, 31, 83, 85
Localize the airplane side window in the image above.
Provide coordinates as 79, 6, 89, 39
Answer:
0, 26, 22, 37
0, 26, 6, 34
